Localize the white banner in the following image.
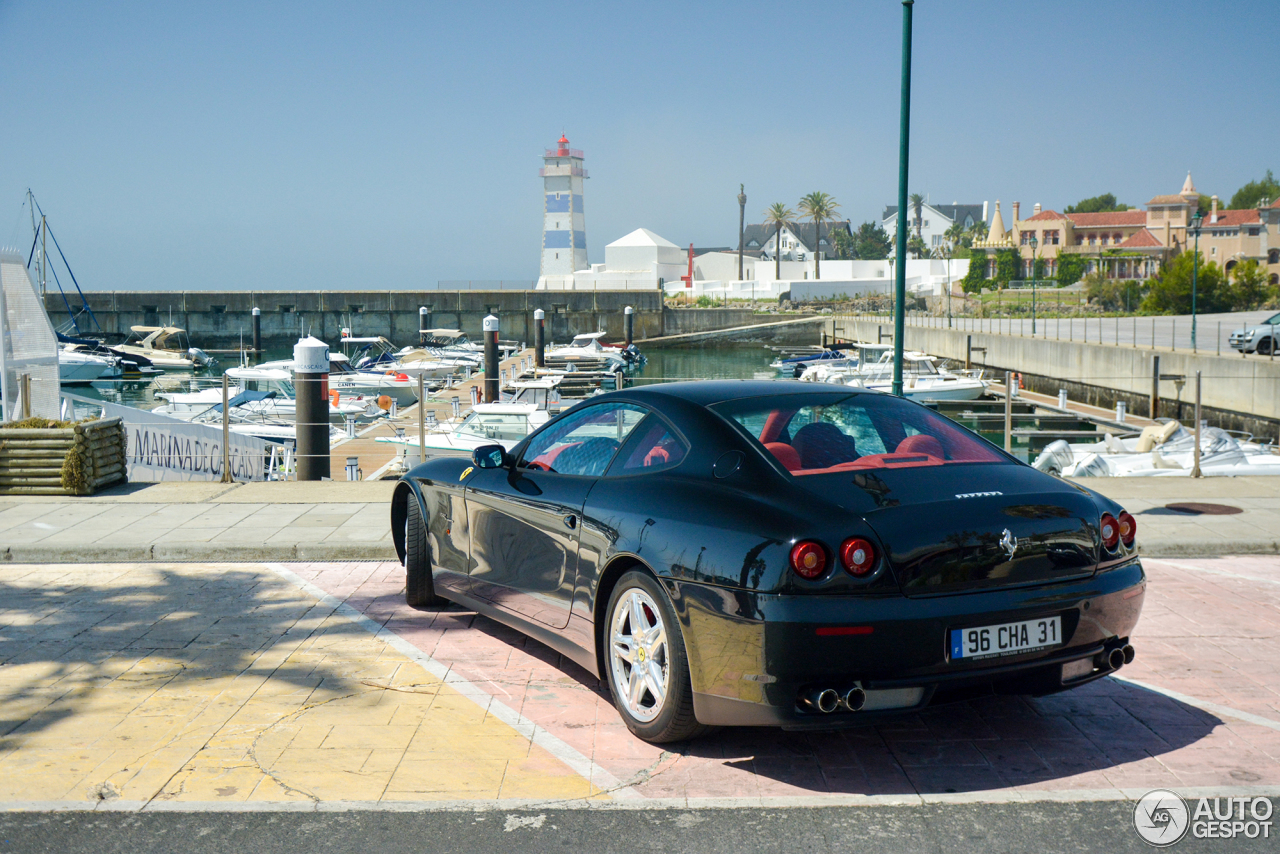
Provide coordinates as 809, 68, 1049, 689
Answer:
91, 399, 271, 482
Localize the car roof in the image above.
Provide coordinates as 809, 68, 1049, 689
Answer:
616, 379, 871, 407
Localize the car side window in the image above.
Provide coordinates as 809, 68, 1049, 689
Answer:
519, 402, 648, 477
609, 416, 688, 474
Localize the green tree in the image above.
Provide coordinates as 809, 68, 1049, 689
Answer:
762, 203, 797, 280
1140, 251, 1230, 314
962, 249, 988, 293
798, 191, 840, 279
906, 234, 928, 259
908, 193, 926, 239
1227, 170, 1280, 210
1064, 193, 1131, 214
993, 249, 1021, 286
943, 221, 967, 251
829, 227, 855, 260
1230, 258, 1270, 309
851, 221, 892, 260
1056, 253, 1088, 287
966, 220, 988, 246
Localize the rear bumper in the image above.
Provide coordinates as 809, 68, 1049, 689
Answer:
670, 560, 1146, 728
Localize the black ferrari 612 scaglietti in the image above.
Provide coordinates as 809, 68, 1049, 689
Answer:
390, 381, 1144, 743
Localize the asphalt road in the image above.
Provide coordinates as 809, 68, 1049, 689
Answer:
0, 803, 1273, 854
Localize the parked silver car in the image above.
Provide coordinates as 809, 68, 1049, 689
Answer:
1229, 312, 1280, 355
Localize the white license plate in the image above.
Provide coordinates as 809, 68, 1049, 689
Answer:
950, 616, 1062, 660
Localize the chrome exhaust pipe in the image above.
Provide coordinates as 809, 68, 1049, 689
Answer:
1122, 644, 1135, 665
1107, 647, 1126, 671
800, 688, 839, 714
841, 685, 866, 712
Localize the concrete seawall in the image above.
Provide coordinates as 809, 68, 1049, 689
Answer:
49, 290, 669, 348
836, 318, 1280, 437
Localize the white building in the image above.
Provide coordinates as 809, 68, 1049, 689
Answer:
539, 134, 588, 278
539, 228, 687, 291
882, 201, 989, 251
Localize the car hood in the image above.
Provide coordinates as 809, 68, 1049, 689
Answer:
819, 464, 1103, 598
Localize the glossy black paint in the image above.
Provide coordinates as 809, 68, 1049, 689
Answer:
391, 380, 1146, 728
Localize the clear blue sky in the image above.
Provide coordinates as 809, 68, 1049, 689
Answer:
1, 0, 1275, 291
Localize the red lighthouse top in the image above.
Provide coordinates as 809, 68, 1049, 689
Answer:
557, 134, 570, 155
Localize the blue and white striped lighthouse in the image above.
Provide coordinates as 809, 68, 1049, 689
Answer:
539, 134, 588, 278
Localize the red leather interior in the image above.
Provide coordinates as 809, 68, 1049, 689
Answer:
895, 434, 945, 458
764, 442, 801, 471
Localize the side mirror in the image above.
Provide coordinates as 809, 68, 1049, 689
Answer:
472, 444, 509, 470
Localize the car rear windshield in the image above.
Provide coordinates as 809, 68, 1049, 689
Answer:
710, 391, 1007, 475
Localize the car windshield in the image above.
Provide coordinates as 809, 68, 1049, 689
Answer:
710, 391, 1007, 475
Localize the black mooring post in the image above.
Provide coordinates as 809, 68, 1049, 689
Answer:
293, 336, 330, 481
419, 306, 429, 345
483, 314, 500, 403
624, 305, 633, 347
533, 309, 545, 368
251, 307, 261, 353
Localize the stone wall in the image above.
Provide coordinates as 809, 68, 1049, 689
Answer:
48, 290, 667, 349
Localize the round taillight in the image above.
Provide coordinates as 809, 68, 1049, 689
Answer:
1100, 513, 1120, 550
789, 541, 827, 579
840, 537, 877, 576
1118, 511, 1136, 547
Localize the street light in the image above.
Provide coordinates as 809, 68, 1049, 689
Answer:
737, 184, 747, 283
1029, 235, 1038, 335
1190, 211, 1203, 351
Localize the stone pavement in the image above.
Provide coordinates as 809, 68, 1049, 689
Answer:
1, 556, 1277, 811
0, 477, 1278, 563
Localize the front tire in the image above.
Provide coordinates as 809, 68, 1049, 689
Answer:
603, 571, 706, 743
404, 494, 447, 608
1259, 337, 1274, 356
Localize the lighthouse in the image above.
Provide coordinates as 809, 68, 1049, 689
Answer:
539, 134, 588, 279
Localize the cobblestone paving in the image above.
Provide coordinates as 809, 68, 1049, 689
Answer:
0, 557, 1276, 808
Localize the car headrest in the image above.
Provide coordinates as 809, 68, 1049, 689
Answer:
764, 442, 801, 472
895, 434, 945, 458
793, 422, 859, 469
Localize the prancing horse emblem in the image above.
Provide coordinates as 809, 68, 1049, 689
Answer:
999, 528, 1018, 559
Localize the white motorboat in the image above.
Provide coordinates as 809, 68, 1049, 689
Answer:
844, 352, 988, 402
796, 343, 893, 384
186, 391, 347, 445
341, 335, 480, 380
151, 367, 375, 424
545, 332, 629, 371
255, 352, 421, 407
1033, 421, 1280, 477
376, 376, 568, 458
114, 326, 214, 369
58, 346, 122, 384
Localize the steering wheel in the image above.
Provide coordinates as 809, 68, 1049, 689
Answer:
526, 460, 552, 471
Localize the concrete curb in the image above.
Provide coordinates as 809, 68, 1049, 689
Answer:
0, 542, 398, 563
0, 539, 1274, 563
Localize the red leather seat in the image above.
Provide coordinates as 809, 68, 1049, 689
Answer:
764, 442, 801, 472
895, 434, 945, 458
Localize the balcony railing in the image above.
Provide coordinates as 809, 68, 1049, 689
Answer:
539, 165, 589, 178
544, 148, 584, 159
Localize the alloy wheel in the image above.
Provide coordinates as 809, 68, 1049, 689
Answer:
608, 588, 670, 722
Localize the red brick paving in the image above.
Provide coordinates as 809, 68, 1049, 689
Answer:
294, 556, 1280, 800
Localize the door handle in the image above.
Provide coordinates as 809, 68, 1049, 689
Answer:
563, 514, 577, 530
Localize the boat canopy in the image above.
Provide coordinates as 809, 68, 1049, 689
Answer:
128, 326, 187, 347
207, 390, 277, 413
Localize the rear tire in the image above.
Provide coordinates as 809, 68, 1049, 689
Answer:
603, 571, 708, 743
405, 495, 447, 608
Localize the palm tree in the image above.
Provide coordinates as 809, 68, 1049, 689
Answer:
908, 193, 926, 239
798, 191, 841, 280
763, 203, 797, 280
967, 220, 989, 246
906, 234, 928, 259
944, 221, 967, 252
